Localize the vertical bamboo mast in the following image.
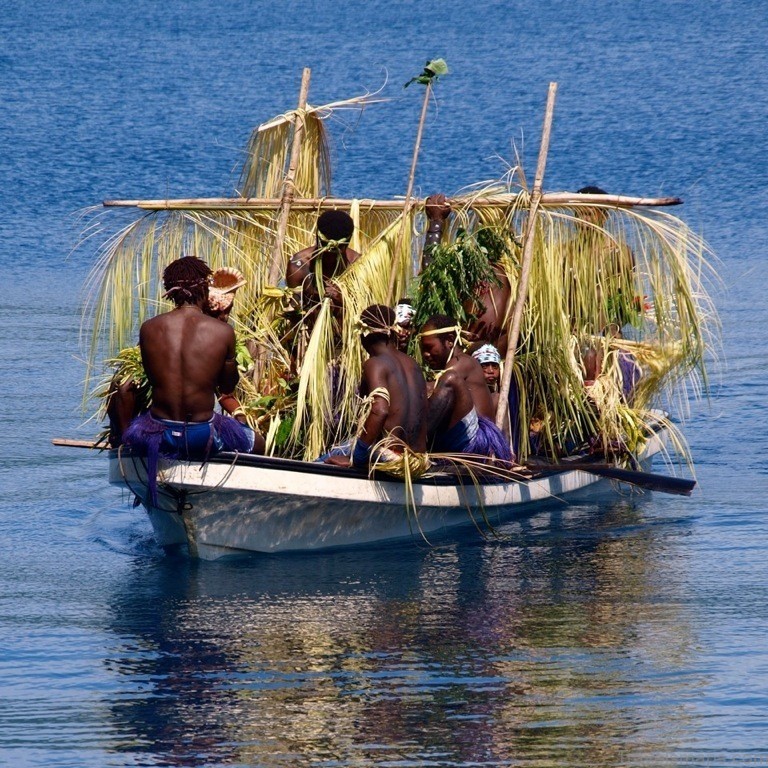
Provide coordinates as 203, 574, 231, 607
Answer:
496, 82, 558, 432
386, 80, 433, 304
267, 67, 311, 288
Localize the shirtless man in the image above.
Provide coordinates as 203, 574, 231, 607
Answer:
419, 314, 512, 460
122, 256, 264, 463
422, 193, 513, 354
325, 304, 427, 468
286, 209, 360, 315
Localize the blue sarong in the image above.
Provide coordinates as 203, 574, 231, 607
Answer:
123, 411, 254, 504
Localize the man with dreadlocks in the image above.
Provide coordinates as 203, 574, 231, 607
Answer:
325, 304, 428, 468
286, 209, 360, 317
121, 256, 264, 500
419, 315, 512, 461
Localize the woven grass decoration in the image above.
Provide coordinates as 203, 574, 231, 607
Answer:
81, 99, 719, 470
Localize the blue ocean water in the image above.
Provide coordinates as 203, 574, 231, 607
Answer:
1, 1, 767, 766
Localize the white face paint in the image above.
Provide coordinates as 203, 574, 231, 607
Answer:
395, 303, 415, 326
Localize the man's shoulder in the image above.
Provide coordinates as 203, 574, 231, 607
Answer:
140, 311, 170, 335
435, 366, 461, 389
289, 247, 314, 268
452, 353, 478, 375
362, 354, 390, 374
286, 247, 313, 286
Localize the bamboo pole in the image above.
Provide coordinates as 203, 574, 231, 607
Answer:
387, 80, 432, 304
496, 82, 558, 432
384, 81, 433, 304
102, 192, 682, 211
267, 67, 311, 288
52, 438, 102, 449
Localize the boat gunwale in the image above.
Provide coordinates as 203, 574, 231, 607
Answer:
108, 415, 666, 489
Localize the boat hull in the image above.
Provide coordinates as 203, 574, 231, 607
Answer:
109, 423, 668, 559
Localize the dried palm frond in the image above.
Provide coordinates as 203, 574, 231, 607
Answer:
238, 91, 388, 200
78, 92, 719, 475
368, 434, 532, 543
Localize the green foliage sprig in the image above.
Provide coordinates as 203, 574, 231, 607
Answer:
404, 58, 449, 88
412, 227, 505, 330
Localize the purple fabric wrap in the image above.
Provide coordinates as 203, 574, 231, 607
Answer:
123, 411, 251, 505
469, 415, 514, 462
436, 408, 513, 462
618, 351, 642, 401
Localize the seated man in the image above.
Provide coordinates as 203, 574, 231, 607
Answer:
325, 304, 428, 468
121, 256, 264, 499
286, 209, 360, 316
471, 343, 502, 415
419, 315, 512, 461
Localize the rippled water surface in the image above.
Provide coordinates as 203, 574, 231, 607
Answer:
1, 1, 767, 766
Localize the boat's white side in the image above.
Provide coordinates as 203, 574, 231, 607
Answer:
109, 426, 667, 559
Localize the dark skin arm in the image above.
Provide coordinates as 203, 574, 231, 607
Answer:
357, 358, 391, 446
427, 373, 458, 442
218, 338, 239, 395
422, 193, 451, 268
325, 357, 391, 467
107, 379, 138, 447
285, 248, 316, 309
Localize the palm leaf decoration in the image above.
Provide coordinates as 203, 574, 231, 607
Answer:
80, 94, 719, 475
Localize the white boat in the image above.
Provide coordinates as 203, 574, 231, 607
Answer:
108, 416, 680, 560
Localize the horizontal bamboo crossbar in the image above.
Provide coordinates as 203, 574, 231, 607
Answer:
102, 192, 682, 211
52, 438, 102, 449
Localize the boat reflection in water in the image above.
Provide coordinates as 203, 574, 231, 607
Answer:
105, 497, 700, 766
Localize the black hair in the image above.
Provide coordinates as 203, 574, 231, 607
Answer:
396, 297, 413, 305
577, 185, 607, 195
162, 256, 212, 306
317, 210, 354, 241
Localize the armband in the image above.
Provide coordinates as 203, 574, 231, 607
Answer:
351, 439, 372, 468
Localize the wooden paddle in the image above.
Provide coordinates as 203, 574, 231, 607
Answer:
530, 461, 696, 496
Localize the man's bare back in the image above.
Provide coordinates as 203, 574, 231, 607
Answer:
360, 348, 427, 451
140, 305, 238, 423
